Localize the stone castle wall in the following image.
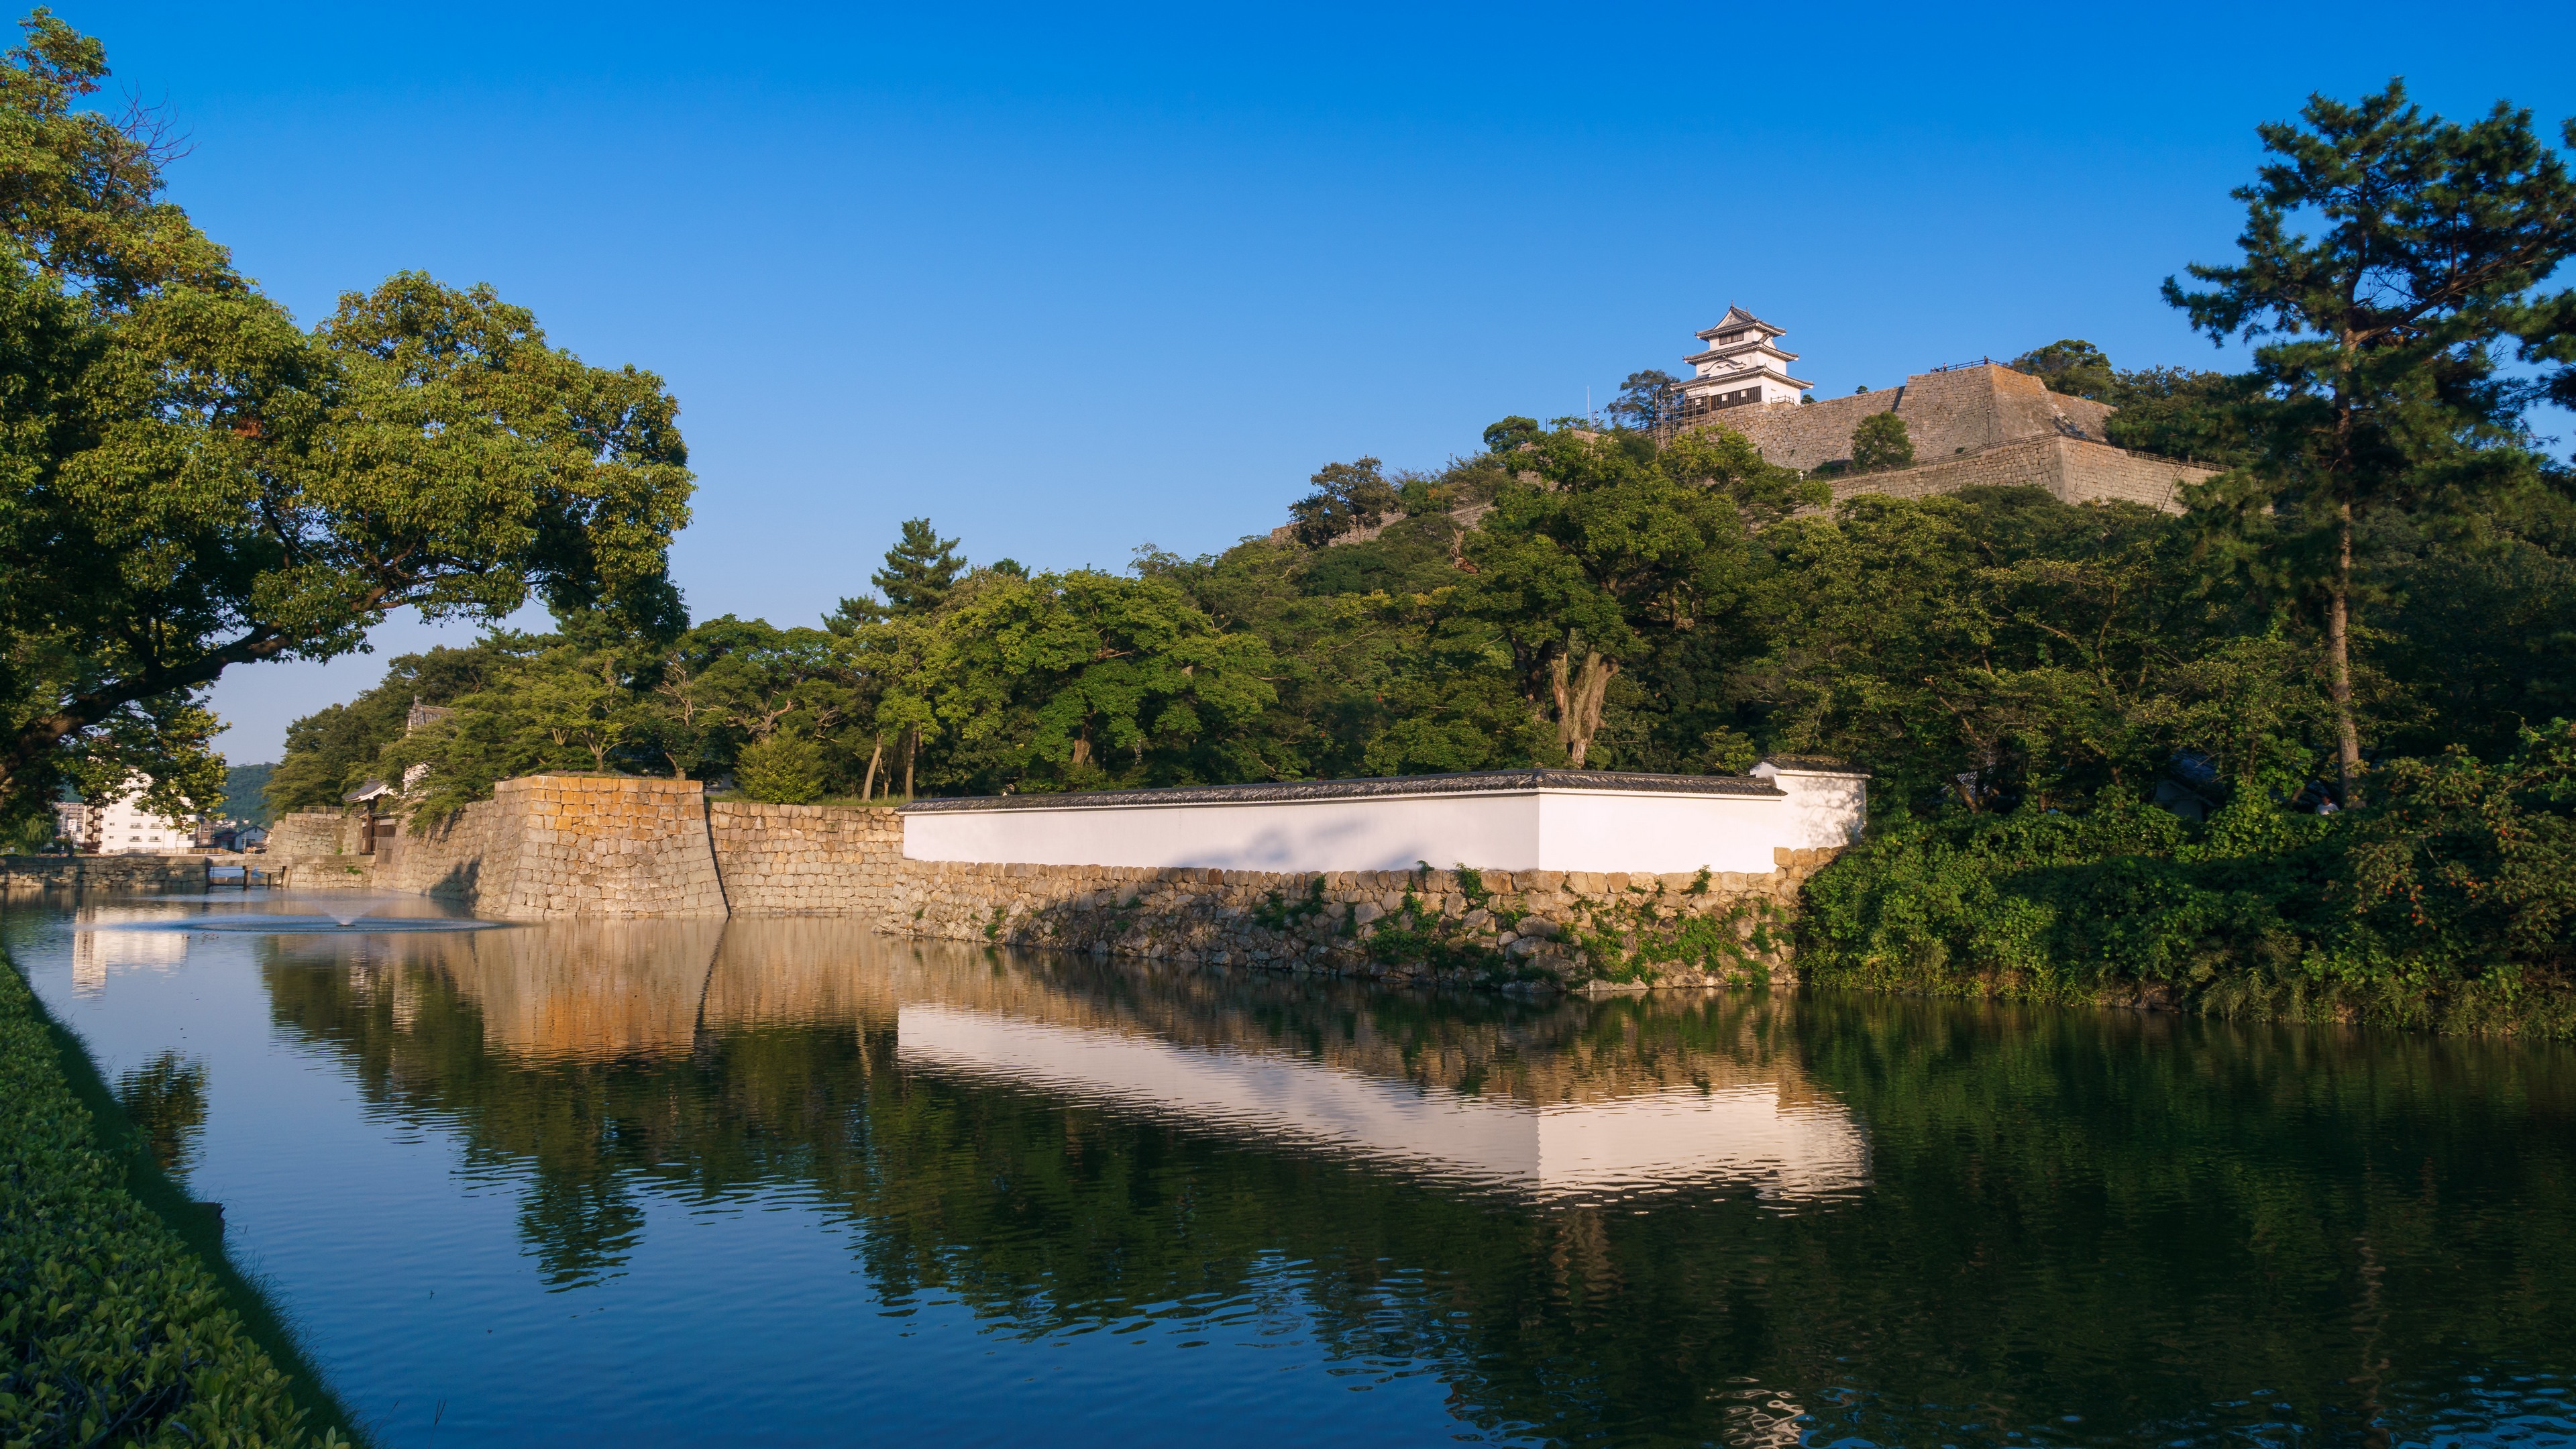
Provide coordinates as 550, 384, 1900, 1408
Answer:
478, 775, 727, 919
1825, 435, 2210, 513
267, 808, 352, 857
379, 798, 503, 906
337, 781, 1852, 1000
879, 852, 1843, 993
1714, 364, 2130, 478
706, 802, 904, 916
1, 854, 209, 895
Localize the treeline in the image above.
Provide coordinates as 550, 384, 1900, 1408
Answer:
270, 81, 2576, 1030
271, 396, 2574, 824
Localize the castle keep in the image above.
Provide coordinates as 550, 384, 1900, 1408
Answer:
1677, 310, 2218, 511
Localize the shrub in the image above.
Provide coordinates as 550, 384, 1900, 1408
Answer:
735, 735, 826, 804
1849, 411, 1915, 472
1798, 722, 2576, 1037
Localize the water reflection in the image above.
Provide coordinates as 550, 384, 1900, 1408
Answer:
231, 916, 2576, 1446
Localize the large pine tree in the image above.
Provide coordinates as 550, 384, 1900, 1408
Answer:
870, 519, 966, 617
2167, 81, 2576, 807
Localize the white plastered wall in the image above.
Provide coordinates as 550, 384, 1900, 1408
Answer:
902, 786, 1818, 875
1747, 765, 1868, 849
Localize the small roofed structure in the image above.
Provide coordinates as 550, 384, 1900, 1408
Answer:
1678, 305, 1815, 413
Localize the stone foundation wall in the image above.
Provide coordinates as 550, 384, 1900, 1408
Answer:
1, 854, 209, 895
706, 802, 904, 916
379, 799, 502, 906
267, 808, 352, 857
880, 853, 1843, 993
1721, 365, 2121, 472
479, 775, 727, 919
275, 854, 376, 890
1829, 435, 2210, 513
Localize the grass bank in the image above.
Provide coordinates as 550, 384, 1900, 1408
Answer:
1, 947, 366, 1447
1796, 731, 2576, 1040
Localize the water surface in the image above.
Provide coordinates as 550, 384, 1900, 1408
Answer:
11, 892, 2575, 1446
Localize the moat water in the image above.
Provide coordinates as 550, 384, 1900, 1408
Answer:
11, 892, 2575, 1447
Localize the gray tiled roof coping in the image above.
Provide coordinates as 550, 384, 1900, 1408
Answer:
898, 768, 1787, 814
1755, 755, 1874, 777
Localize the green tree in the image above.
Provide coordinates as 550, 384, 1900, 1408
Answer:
1605, 369, 1682, 431
1849, 411, 1915, 473
265, 642, 506, 812
922, 569, 1277, 791
735, 734, 826, 803
1463, 429, 1757, 768
1482, 416, 1541, 453
2164, 80, 2576, 806
866, 519, 965, 618
1287, 457, 1401, 547
0, 15, 693, 828
2009, 339, 2116, 400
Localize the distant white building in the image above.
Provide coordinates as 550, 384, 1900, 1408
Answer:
1676, 305, 1814, 412
57, 780, 200, 854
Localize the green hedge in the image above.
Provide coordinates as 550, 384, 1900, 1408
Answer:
1, 953, 350, 1448
1798, 723, 2576, 1039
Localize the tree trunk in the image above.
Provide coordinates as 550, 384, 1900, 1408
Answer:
861, 734, 883, 800
902, 730, 916, 800
1549, 650, 1618, 768
2327, 499, 2363, 808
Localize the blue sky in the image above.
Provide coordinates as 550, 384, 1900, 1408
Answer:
66, 2, 2576, 761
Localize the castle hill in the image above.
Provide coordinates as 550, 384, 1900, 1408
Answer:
3, 10, 2573, 1448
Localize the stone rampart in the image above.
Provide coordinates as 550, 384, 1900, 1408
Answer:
1715, 364, 2127, 478
1829, 435, 2211, 513
378, 798, 503, 906
359, 776, 725, 919
480, 775, 727, 919
707, 802, 904, 916
1, 854, 209, 895
879, 853, 1843, 993
267, 808, 352, 857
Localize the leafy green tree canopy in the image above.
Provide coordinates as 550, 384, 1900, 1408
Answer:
1287, 458, 1401, 547
0, 13, 693, 826
2165, 80, 2576, 806
2010, 339, 2116, 400
1849, 412, 1915, 473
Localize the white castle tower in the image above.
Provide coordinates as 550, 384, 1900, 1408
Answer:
1678, 305, 1813, 411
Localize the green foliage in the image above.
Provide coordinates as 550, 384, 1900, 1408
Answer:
1848, 411, 1915, 472
1800, 722, 2576, 1036
0, 13, 692, 830
735, 734, 826, 804
1287, 457, 1401, 547
265, 643, 505, 814
2009, 339, 2115, 400
861, 518, 965, 620
2164, 80, 2576, 804
217, 763, 271, 824
1603, 370, 1681, 431
0, 953, 348, 1447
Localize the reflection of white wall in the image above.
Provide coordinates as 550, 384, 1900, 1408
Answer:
71, 908, 191, 994
896, 1005, 1868, 1202
904, 783, 1855, 875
